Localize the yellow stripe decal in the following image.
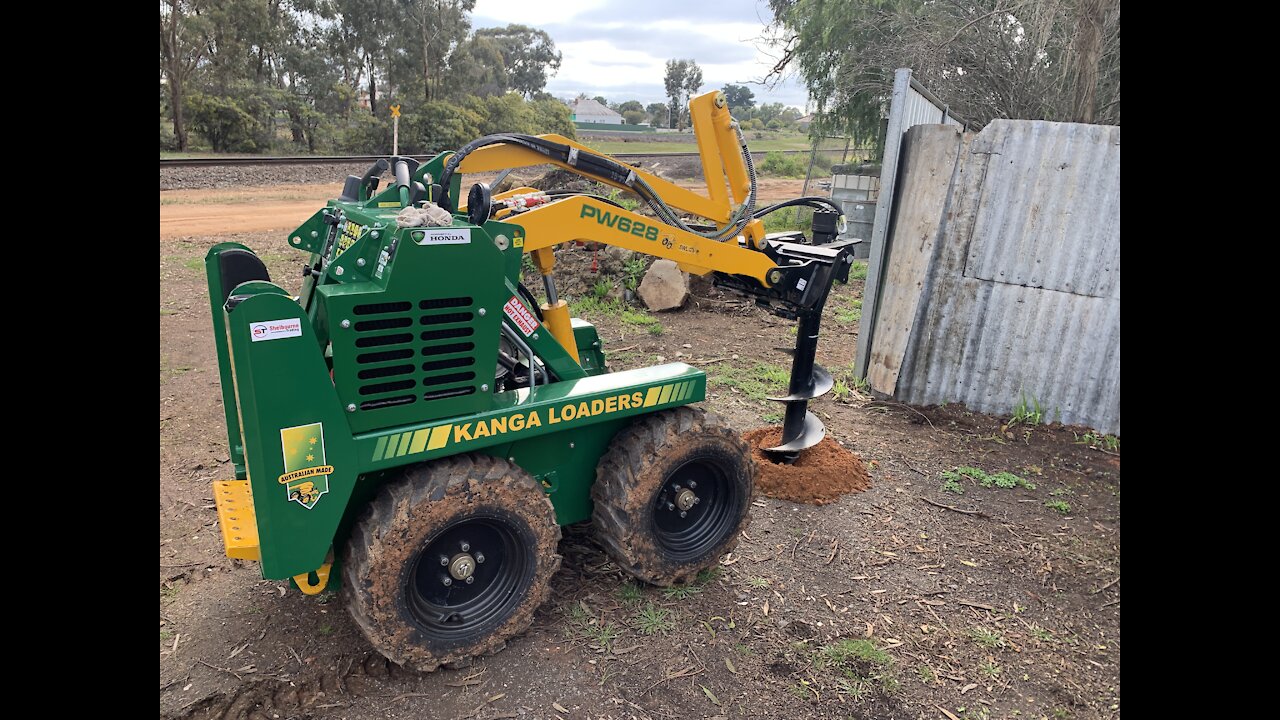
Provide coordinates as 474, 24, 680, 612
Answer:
383, 434, 400, 459
676, 381, 690, 401
372, 436, 387, 459
408, 429, 430, 454
427, 425, 452, 450
658, 384, 674, 404
396, 431, 413, 456
643, 387, 662, 408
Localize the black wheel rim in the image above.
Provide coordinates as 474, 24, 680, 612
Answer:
652, 457, 738, 561
406, 513, 533, 639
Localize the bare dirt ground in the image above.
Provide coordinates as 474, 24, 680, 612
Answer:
160, 191, 1120, 719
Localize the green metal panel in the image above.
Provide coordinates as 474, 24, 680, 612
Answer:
223, 287, 360, 580
204, 242, 253, 479
571, 319, 607, 376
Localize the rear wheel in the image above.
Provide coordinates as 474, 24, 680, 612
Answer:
592, 407, 755, 585
343, 454, 561, 671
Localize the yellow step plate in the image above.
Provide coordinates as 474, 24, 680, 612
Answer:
212, 479, 260, 561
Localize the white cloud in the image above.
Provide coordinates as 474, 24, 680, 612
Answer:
472, 0, 808, 110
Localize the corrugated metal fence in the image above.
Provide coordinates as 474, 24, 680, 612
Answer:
863, 121, 1121, 434
855, 69, 968, 376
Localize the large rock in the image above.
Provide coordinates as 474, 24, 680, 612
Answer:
638, 259, 689, 311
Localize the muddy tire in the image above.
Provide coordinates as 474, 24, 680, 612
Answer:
592, 407, 754, 586
342, 454, 561, 671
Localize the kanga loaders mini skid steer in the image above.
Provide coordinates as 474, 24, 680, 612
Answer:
205, 90, 857, 670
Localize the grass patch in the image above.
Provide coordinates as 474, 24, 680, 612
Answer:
762, 411, 783, 424
761, 206, 812, 233
941, 477, 966, 495
1045, 499, 1072, 515
617, 581, 645, 605
835, 297, 863, 324
979, 661, 1001, 678
848, 261, 868, 280
708, 362, 789, 402
633, 602, 674, 635
915, 665, 935, 682
813, 638, 899, 698
967, 627, 1006, 649
182, 258, 204, 272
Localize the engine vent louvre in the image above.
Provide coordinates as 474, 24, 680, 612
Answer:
348, 296, 479, 412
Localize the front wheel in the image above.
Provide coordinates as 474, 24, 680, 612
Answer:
591, 407, 755, 585
342, 454, 561, 671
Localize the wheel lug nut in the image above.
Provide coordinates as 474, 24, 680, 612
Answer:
679, 510, 688, 518
460, 542, 471, 552
442, 577, 453, 586
475, 553, 485, 563
465, 576, 475, 584
440, 556, 450, 566
693, 497, 700, 504
668, 503, 676, 511
673, 484, 681, 492
689, 481, 697, 489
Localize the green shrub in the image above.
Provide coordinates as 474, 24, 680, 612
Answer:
760, 151, 806, 178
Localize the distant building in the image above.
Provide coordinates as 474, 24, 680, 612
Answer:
570, 98, 624, 125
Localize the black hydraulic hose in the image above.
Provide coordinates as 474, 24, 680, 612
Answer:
516, 282, 545, 321
751, 196, 844, 219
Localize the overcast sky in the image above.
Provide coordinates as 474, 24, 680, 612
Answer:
472, 0, 809, 110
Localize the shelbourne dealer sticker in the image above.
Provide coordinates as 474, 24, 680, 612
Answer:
250, 318, 303, 342
370, 380, 701, 462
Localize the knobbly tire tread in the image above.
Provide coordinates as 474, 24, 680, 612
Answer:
591, 407, 755, 586
342, 454, 561, 672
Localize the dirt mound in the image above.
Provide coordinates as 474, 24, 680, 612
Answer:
742, 427, 871, 505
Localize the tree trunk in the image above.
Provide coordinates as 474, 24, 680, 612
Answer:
1072, 0, 1105, 123
421, 11, 431, 104
368, 59, 378, 116
172, 78, 188, 151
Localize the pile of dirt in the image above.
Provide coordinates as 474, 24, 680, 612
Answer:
742, 427, 871, 505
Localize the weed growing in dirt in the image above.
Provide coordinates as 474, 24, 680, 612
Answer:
1045, 499, 1072, 514
182, 258, 203, 272
746, 576, 772, 589
814, 638, 899, 698
647, 323, 664, 336
734, 642, 754, 655
967, 627, 1006, 649
160, 629, 173, 642
617, 581, 645, 605
633, 602, 674, 635
981, 471, 1035, 490
915, 665, 935, 682
662, 584, 703, 600
787, 683, 814, 700
1050, 487, 1074, 497
1008, 392, 1044, 426
979, 661, 1001, 678
941, 466, 1035, 493
1031, 626, 1056, 643
762, 411, 783, 424
849, 261, 869, 280
1076, 431, 1120, 452
622, 257, 648, 292
591, 279, 613, 300
832, 379, 853, 402
605, 188, 643, 212
589, 622, 621, 647
318, 624, 334, 636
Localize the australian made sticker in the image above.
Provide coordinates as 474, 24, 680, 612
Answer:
278, 422, 333, 509
503, 295, 539, 336
414, 228, 471, 246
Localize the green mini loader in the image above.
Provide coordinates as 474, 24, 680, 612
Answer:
205, 90, 856, 670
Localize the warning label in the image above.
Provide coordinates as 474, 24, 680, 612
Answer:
503, 296, 539, 336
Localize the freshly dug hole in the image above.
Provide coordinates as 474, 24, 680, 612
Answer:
742, 427, 871, 505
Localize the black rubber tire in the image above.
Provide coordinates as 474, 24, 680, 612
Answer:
342, 454, 561, 671
591, 407, 755, 586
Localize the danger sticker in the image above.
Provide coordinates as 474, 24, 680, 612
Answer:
415, 228, 472, 246
503, 296, 539, 336
250, 318, 303, 342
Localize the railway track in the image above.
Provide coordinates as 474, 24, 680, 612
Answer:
159, 149, 808, 169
